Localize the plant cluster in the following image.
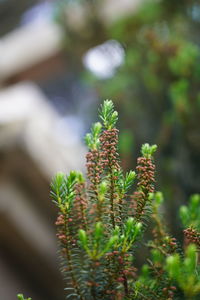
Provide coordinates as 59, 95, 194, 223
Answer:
54, 1, 200, 244
48, 100, 200, 300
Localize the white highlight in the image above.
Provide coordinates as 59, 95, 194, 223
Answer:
83, 40, 125, 79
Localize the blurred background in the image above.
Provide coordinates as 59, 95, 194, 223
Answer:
0, 0, 200, 299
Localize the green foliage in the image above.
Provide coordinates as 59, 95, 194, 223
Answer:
116, 170, 136, 195
141, 143, 157, 159
85, 122, 102, 150
179, 194, 200, 230
50, 100, 200, 299
50, 171, 78, 213
99, 99, 118, 130
78, 222, 118, 260
17, 294, 31, 300
119, 218, 142, 253
151, 191, 164, 207
123, 171, 136, 193
168, 44, 199, 77
166, 244, 200, 298
179, 194, 200, 251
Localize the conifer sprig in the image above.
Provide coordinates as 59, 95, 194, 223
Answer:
85, 122, 102, 150
99, 99, 118, 130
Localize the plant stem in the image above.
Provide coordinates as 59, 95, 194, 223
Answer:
109, 170, 116, 228
64, 215, 84, 300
